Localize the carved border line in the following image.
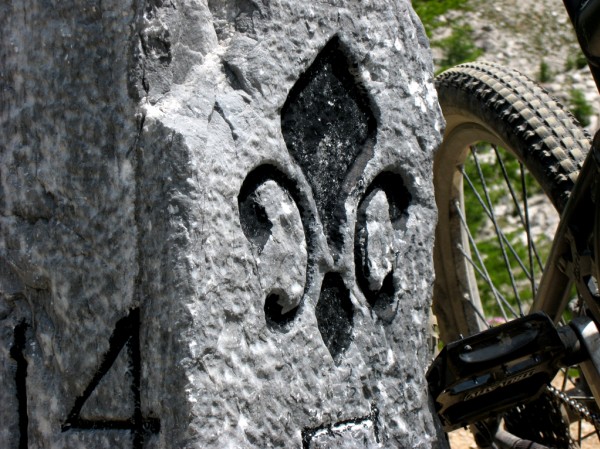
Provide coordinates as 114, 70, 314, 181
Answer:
301, 403, 380, 448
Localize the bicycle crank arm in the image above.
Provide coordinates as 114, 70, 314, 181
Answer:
427, 312, 599, 431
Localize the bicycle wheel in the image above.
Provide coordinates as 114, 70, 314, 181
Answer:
432, 61, 596, 447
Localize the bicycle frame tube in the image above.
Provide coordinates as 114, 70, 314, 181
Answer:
532, 133, 600, 321
530, 0, 600, 417
563, 0, 600, 92
533, 131, 600, 406
530, 147, 596, 321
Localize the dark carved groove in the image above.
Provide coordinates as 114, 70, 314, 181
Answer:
10, 321, 28, 449
301, 402, 380, 448
239, 164, 315, 328
239, 164, 316, 251
264, 293, 300, 332
315, 272, 353, 362
238, 191, 272, 252
62, 308, 160, 447
281, 35, 377, 250
355, 172, 411, 312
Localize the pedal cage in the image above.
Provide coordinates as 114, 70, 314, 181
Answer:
427, 313, 583, 431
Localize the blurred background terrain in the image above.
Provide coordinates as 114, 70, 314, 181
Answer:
414, 0, 599, 132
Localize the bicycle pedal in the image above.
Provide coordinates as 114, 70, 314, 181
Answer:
427, 312, 585, 431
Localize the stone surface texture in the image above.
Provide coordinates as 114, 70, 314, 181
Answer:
1, 0, 446, 447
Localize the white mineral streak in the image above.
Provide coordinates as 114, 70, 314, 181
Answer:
1, 0, 446, 447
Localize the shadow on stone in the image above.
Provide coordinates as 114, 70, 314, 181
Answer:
264, 292, 299, 332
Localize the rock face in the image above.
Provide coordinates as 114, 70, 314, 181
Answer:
1, 0, 446, 447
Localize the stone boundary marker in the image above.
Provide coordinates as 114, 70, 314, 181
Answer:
1, 0, 447, 447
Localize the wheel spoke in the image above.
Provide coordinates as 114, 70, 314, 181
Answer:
561, 367, 569, 392
470, 146, 524, 316
461, 168, 534, 283
463, 293, 492, 330
453, 200, 518, 321
493, 143, 529, 229
492, 144, 545, 275
455, 243, 515, 324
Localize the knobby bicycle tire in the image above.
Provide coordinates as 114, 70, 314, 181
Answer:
432, 61, 593, 447
433, 61, 589, 341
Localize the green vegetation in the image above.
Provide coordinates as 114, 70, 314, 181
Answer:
565, 51, 588, 71
412, 0, 482, 73
412, 0, 471, 35
435, 25, 483, 73
538, 60, 552, 83
569, 89, 593, 127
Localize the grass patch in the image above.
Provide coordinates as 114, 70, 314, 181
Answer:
569, 88, 594, 127
412, 0, 471, 35
435, 25, 483, 73
538, 60, 552, 83
565, 51, 588, 71
412, 0, 482, 73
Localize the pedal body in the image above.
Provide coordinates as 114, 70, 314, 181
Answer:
427, 313, 578, 431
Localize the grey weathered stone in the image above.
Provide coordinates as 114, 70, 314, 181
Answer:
1, 0, 446, 447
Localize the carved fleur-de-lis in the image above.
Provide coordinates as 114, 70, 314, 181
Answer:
238, 36, 411, 362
